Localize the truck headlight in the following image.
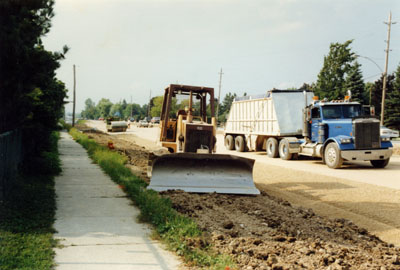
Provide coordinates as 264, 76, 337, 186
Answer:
381, 137, 391, 142
340, 138, 352, 144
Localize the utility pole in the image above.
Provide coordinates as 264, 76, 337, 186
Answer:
147, 90, 152, 120
72, 64, 76, 127
130, 95, 133, 118
216, 68, 224, 123
381, 11, 396, 125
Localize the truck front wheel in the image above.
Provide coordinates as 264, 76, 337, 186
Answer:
266, 138, 279, 158
225, 135, 234, 150
279, 139, 293, 160
370, 159, 390, 168
235, 136, 245, 152
324, 142, 343, 169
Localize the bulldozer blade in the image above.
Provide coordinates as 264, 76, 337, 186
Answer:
147, 153, 260, 195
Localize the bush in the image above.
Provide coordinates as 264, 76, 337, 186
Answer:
0, 132, 60, 270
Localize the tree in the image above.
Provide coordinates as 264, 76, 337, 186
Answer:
370, 74, 395, 118
315, 40, 356, 100
110, 103, 123, 118
150, 96, 164, 117
344, 61, 366, 103
0, 0, 68, 157
96, 98, 113, 117
219, 92, 237, 122
364, 82, 374, 105
81, 98, 97, 119
385, 64, 400, 130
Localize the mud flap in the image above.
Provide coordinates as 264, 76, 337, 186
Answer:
147, 153, 260, 195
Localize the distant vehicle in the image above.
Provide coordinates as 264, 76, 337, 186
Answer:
98, 117, 104, 121
138, 120, 149, 128
106, 117, 128, 132
381, 126, 399, 138
151, 117, 160, 124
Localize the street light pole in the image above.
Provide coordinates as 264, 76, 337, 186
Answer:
355, 54, 383, 105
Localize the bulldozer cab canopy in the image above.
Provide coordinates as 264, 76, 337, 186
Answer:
160, 84, 215, 138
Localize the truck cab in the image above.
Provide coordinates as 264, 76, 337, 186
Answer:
304, 99, 392, 168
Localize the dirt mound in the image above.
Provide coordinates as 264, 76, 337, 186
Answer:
163, 190, 400, 270
79, 127, 400, 270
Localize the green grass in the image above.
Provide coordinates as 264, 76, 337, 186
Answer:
0, 132, 61, 270
69, 128, 235, 270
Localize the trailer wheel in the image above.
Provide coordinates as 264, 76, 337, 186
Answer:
225, 135, 234, 150
324, 142, 343, 169
235, 136, 245, 152
266, 138, 279, 158
370, 158, 390, 168
279, 139, 293, 160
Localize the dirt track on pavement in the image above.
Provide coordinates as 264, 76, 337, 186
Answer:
82, 120, 400, 269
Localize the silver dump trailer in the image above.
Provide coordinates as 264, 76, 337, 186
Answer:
224, 89, 393, 169
224, 89, 314, 153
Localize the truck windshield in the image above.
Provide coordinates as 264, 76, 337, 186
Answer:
322, 105, 362, 119
342, 105, 362, 118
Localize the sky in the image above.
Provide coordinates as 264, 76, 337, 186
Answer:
42, 0, 400, 114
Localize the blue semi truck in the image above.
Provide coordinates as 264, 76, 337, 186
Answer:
224, 89, 393, 169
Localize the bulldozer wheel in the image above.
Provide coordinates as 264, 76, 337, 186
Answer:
235, 136, 245, 152
225, 135, 234, 150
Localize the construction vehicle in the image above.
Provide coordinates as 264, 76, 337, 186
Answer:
224, 89, 393, 169
106, 117, 128, 132
147, 84, 260, 195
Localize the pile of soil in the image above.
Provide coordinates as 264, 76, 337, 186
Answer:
79, 128, 400, 270
164, 190, 400, 270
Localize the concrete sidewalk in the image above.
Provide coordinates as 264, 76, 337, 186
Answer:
54, 131, 182, 270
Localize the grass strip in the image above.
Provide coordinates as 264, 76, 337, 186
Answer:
0, 132, 61, 270
69, 128, 235, 270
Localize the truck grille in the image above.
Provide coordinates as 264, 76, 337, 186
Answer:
353, 119, 380, 149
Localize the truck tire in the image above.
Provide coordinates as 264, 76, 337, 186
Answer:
266, 138, 279, 158
225, 135, 234, 150
235, 136, 245, 152
279, 138, 292, 160
324, 142, 343, 169
370, 158, 390, 168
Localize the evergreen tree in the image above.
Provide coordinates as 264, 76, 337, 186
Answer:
370, 74, 395, 118
0, 0, 68, 156
344, 61, 366, 103
385, 64, 400, 130
315, 40, 356, 100
364, 82, 374, 105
